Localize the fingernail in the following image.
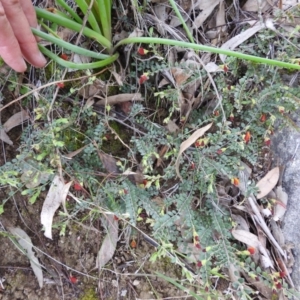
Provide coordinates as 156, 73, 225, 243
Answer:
38, 52, 47, 65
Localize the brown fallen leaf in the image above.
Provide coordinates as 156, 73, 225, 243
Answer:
273, 186, 288, 221
64, 145, 87, 159
96, 215, 118, 270
243, 0, 271, 12
97, 151, 120, 174
256, 167, 280, 199
95, 93, 143, 106
0, 129, 13, 145
3, 110, 30, 132
8, 227, 44, 288
175, 123, 213, 181
40, 175, 73, 239
232, 229, 274, 269
220, 20, 273, 63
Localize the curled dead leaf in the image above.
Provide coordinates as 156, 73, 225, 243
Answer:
40, 175, 72, 239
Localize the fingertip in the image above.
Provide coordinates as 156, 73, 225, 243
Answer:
15, 60, 27, 72
35, 52, 47, 68
6, 58, 27, 73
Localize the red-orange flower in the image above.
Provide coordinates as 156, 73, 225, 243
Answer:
232, 177, 240, 186
137, 47, 149, 55
223, 65, 229, 72
260, 114, 267, 122
190, 162, 195, 170
244, 131, 251, 144
195, 140, 204, 148
275, 282, 282, 289
130, 239, 137, 248
69, 276, 78, 284
74, 182, 83, 191
247, 246, 256, 255
60, 53, 69, 60
279, 271, 286, 278
139, 74, 148, 84
56, 82, 65, 88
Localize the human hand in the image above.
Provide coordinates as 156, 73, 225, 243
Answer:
0, 0, 47, 72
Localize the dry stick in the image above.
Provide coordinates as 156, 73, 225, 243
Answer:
248, 194, 295, 287
248, 195, 286, 257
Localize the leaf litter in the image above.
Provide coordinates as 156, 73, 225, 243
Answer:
1, 0, 300, 298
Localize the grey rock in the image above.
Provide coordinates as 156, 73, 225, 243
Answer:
272, 122, 300, 291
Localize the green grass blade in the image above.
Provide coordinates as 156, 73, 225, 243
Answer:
55, 0, 83, 24
75, 0, 102, 34
35, 7, 112, 50
38, 45, 119, 69
96, 0, 112, 42
168, 0, 194, 43
32, 28, 110, 60
115, 37, 300, 70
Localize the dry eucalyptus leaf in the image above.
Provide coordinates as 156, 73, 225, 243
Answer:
112, 30, 128, 43
83, 98, 95, 110
68, 54, 91, 72
95, 93, 143, 106
193, 0, 222, 29
96, 215, 118, 270
166, 120, 179, 133
175, 123, 212, 181
270, 219, 285, 247
260, 252, 274, 269
228, 263, 240, 283
3, 110, 30, 132
124, 28, 144, 51
256, 167, 280, 199
219, 20, 269, 63
78, 78, 106, 98
97, 151, 120, 174
273, 186, 288, 221
232, 214, 249, 231
231, 229, 260, 248
40, 175, 72, 239
154, 3, 168, 22
204, 62, 223, 73
64, 145, 87, 159
243, 0, 271, 12
8, 227, 43, 288
111, 71, 123, 86
0, 129, 13, 145
215, 0, 226, 30
171, 67, 192, 86
20, 166, 51, 189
